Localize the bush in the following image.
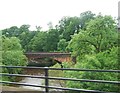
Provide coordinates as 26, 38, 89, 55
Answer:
1, 37, 27, 82
65, 47, 119, 92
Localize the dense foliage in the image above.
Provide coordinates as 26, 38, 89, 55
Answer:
65, 15, 119, 92
68, 15, 117, 55
2, 11, 95, 52
1, 36, 27, 81
64, 47, 119, 92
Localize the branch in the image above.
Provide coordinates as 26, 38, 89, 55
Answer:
81, 39, 99, 53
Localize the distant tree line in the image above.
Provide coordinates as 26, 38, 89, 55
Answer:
2, 11, 95, 52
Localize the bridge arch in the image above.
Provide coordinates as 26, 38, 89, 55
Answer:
25, 52, 76, 67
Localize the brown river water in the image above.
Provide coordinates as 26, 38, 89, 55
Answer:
18, 68, 45, 91
17, 68, 65, 91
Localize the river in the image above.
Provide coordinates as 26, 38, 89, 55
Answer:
18, 68, 45, 91
18, 68, 65, 91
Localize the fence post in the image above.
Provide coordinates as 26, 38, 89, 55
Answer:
45, 67, 49, 93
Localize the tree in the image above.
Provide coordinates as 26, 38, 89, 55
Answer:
2, 25, 30, 38
79, 11, 95, 30
19, 24, 30, 33
35, 26, 42, 31
56, 11, 95, 42
64, 15, 119, 92
1, 24, 37, 51
45, 29, 59, 51
57, 16, 80, 41
57, 39, 68, 52
19, 31, 37, 51
2, 26, 19, 37
65, 47, 119, 92
2, 36, 27, 81
29, 31, 48, 51
29, 29, 59, 52
68, 15, 117, 56
2, 36, 22, 51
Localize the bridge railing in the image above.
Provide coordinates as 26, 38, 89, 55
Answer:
0, 66, 120, 93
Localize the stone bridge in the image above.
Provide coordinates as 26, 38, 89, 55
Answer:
25, 52, 76, 63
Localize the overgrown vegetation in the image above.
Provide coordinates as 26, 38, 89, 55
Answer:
64, 15, 119, 92
1, 36, 27, 81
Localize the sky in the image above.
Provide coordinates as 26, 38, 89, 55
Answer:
0, 0, 119, 30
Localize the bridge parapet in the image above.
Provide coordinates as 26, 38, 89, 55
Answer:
25, 52, 73, 62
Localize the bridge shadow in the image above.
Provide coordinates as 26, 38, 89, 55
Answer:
27, 57, 64, 68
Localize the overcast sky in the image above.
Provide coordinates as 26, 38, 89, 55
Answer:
0, 0, 119, 30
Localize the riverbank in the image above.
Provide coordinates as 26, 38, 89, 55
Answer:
1, 64, 66, 92
1, 86, 38, 91
1, 86, 68, 93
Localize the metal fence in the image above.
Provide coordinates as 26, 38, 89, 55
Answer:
0, 66, 120, 93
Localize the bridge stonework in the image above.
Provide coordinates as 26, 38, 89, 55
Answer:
53, 56, 72, 62
25, 52, 73, 62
